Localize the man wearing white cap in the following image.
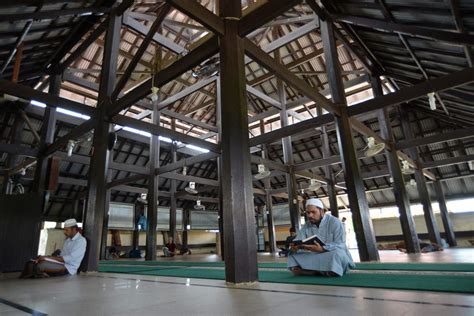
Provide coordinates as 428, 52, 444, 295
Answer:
20, 218, 86, 278
287, 198, 354, 277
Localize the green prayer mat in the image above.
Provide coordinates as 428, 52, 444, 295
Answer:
99, 260, 474, 272
97, 264, 474, 294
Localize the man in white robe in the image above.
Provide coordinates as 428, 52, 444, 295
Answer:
288, 198, 355, 277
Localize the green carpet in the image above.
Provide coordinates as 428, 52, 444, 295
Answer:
97, 264, 474, 294
99, 260, 474, 272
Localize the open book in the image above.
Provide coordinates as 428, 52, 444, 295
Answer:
293, 234, 326, 247
30, 257, 64, 265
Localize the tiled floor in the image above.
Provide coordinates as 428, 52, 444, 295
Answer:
1, 249, 473, 316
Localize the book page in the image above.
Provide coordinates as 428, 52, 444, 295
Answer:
43, 257, 64, 265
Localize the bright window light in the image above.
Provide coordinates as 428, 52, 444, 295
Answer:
31, 100, 90, 120
447, 198, 474, 213
57, 108, 90, 120
30, 100, 210, 154
159, 136, 172, 143
122, 126, 151, 137
185, 144, 209, 153
31, 100, 46, 108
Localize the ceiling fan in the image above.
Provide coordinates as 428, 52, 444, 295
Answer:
254, 164, 271, 180
306, 178, 322, 191
194, 199, 205, 210
401, 160, 415, 174
365, 137, 385, 157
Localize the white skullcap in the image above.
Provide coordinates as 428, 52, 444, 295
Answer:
64, 218, 78, 228
306, 198, 324, 210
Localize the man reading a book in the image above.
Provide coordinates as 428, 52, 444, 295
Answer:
288, 198, 354, 277
20, 218, 86, 278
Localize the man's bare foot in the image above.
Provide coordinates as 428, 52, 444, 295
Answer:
291, 267, 304, 275
291, 267, 321, 276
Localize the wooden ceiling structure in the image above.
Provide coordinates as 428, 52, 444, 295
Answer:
0, 0, 473, 282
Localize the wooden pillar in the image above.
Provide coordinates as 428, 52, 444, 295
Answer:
3, 112, 25, 194
146, 105, 160, 260
132, 203, 141, 250
433, 181, 457, 246
274, 51, 300, 231
73, 199, 79, 219
182, 208, 189, 247
317, 106, 338, 217
83, 10, 121, 271
32, 74, 60, 195
400, 105, 442, 245
264, 188, 277, 253
100, 150, 114, 260
219, 0, 258, 283
321, 20, 379, 261
371, 76, 420, 253
215, 77, 225, 260
217, 157, 225, 261
11, 43, 23, 83
2, 43, 25, 194
169, 135, 177, 240
260, 121, 276, 253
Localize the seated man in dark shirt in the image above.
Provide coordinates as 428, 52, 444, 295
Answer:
163, 237, 176, 257
279, 227, 296, 257
179, 245, 192, 255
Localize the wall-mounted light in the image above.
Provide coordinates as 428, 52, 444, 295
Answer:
150, 86, 159, 102
428, 92, 436, 110
66, 140, 76, 157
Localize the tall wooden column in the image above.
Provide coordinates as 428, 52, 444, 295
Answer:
260, 121, 277, 253
317, 106, 338, 216
321, 20, 379, 261
100, 148, 115, 260
371, 77, 420, 253
182, 208, 189, 247
3, 111, 25, 194
217, 157, 225, 260
219, 0, 258, 283
274, 50, 300, 230
146, 105, 160, 260
132, 203, 140, 250
83, 10, 121, 271
400, 105, 442, 245
32, 74, 60, 195
169, 138, 177, 240
216, 77, 225, 260
264, 189, 277, 253
433, 181, 457, 246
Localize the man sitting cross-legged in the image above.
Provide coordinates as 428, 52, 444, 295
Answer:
20, 218, 86, 278
288, 198, 355, 277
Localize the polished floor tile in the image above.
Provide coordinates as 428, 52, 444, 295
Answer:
1, 248, 473, 315
1, 272, 473, 316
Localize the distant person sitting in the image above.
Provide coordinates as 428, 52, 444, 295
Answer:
20, 218, 86, 278
105, 246, 120, 260
179, 245, 192, 255
278, 227, 297, 257
378, 239, 444, 253
418, 241, 444, 253
163, 237, 176, 257
399, 240, 444, 253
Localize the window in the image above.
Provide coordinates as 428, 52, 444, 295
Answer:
108, 203, 134, 229
190, 211, 218, 230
